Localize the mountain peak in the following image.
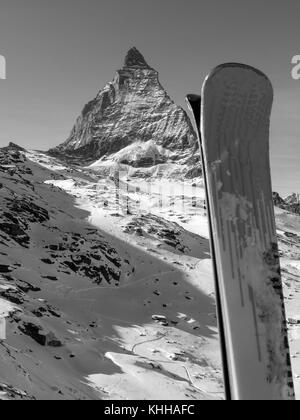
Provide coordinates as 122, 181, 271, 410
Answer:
124, 47, 151, 69
8, 142, 26, 151
50, 46, 199, 177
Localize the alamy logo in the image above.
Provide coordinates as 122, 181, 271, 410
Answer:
0, 55, 6, 80
292, 55, 300, 80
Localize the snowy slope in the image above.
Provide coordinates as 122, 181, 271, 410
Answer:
1, 145, 300, 400
0, 146, 222, 400
275, 208, 300, 398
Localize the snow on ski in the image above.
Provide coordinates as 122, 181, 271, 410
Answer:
188, 64, 295, 400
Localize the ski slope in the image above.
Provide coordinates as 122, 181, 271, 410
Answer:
0, 148, 299, 400
0, 148, 222, 400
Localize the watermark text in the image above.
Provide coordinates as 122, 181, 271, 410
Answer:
0, 55, 6, 80
292, 55, 300, 80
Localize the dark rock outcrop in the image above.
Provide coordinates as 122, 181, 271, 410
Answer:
273, 192, 286, 207
18, 321, 63, 347
0, 383, 34, 400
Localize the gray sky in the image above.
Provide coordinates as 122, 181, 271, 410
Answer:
0, 0, 299, 195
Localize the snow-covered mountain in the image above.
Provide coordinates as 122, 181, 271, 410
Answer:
273, 192, 300, 215
49, 48, 200, 180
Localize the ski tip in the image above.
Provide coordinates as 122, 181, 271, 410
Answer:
206, 62, 272, 85
185, 94, 201, 129
186, 94, 201, 113
186, 94, 201, 104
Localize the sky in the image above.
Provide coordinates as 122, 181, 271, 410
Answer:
0, 0, 299, 195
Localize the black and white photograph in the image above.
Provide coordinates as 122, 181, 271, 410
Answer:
0, 0, 299, 403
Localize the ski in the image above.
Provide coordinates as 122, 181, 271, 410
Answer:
187, 64, 295, 400
186, 94, 232, 400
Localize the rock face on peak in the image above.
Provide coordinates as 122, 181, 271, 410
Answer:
50, 48, 200, 179
124, 47, 152, 69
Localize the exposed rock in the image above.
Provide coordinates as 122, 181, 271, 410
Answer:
124, 47, 152, 69
0, 288, 26, 305
41, 258, 55, 265
7, 198, 49, 224
152, 315, 167, 322
42, 276, 58, 281
273, 192, 285, 207
41, 234, 127, 285
18, 321, 63, 347
0, 222, 30, 247
285, 193, 300, 205
7, 142, 27, 152
0, 383, 34, 400
32, 305, 60, 319
124, 214, 189, 253
0, 265, 12, 273
273, 191, 300, 215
